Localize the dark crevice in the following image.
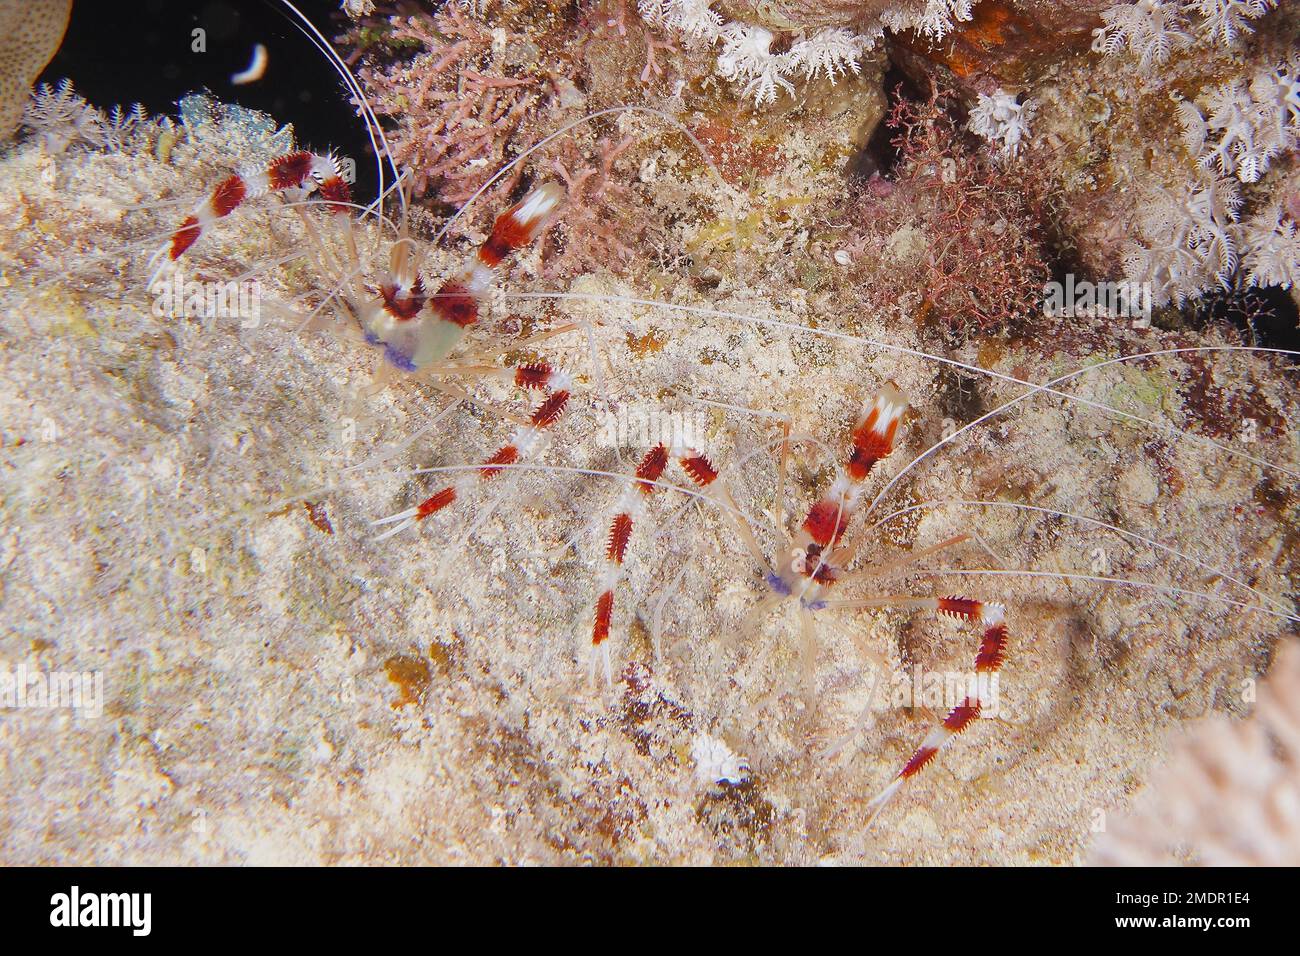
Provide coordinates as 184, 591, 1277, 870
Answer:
1182, 284, 1300, 359
846, 66, 924, 183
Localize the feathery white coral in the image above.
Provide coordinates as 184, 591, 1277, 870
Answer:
1095, 0, 1193, 70
1191, 0, 1276, 45
1250, 55, 1300, 155
881, 0, 975, 41
1179, 59, 1300, 183
968, 90, 1036, 159
715, 24, 793, 106
1097, 0, 1278, 64
20, 79, 107, 153
691, 734, 750, 786
1123, 177, 1241, 306
638, 0, 722, 42
21, 80, 167, 156
1241, 205, 1300, 289
1190, 82, 1266, 181
639, 2, 877, 106
100, 103, 155, 152
788, 28, 875, 83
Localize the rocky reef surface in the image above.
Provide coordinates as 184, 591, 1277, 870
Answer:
0, 0, 1297, 864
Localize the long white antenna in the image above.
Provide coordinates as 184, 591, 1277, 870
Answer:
275, 0, 403, 221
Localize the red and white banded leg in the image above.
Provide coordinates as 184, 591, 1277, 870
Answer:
791, 386, 907, 586
866, 597, 1009, 824
590, 444, 718, 684
165, 150, 350, 262
372, 364, 573, 541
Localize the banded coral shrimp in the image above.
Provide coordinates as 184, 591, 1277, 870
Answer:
489, 288, 1300, 848
3, 8, 1299, 866
158, 144, 1300, 854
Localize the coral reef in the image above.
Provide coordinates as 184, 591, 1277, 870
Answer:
0, 0, 1298, 867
